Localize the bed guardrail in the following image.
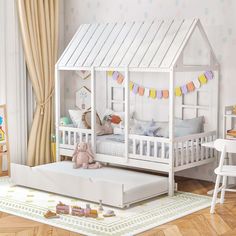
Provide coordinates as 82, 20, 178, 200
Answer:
173, 131, 216, 168
128, 131, 216, 166
129, 134, 170, 163
59, 126, 92, 149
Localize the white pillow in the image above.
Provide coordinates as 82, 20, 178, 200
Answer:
68, 110, 87, 128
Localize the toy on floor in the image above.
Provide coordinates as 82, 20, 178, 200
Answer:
98, 200, 104, 212
103, 210, 116, 217
72, 142, 102, 169
56, 202, 70, 214
71, 204, 98, 218
71, 206, 85, 216
84, 203, 91, 216
44, 210, 60, 219
84, 203, 97, 217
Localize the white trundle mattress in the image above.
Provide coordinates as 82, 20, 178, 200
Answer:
11, 161, 168, 208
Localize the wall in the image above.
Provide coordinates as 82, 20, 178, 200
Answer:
62, 0, 236, 181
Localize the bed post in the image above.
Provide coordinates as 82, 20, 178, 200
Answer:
55, 65, 60, 162
91, 66, 96, 153
125, 66, 130, 162
215, 65, 220, 138
169, 68, 175, 196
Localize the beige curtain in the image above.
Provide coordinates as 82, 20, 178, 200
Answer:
17, 0, 59, 166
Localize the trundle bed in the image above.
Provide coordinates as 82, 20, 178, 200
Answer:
11, 18, 219, 208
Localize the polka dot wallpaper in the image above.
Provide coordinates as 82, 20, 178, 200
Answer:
61, 0, 236, 181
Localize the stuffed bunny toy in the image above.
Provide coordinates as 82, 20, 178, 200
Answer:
72, 142, 102, 169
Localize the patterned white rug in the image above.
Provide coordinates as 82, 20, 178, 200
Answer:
0, 177, 212, 236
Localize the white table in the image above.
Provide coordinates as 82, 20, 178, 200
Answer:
201, 141, 215, 149
202, 140, 236, 195
201, 141, 216, 195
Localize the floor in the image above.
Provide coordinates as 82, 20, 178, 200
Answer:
0, 172, 235, 236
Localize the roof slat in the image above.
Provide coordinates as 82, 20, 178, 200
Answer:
110, 22, 143, 67
160, 19, 195, 68
75, 24, 107, 67
57, 18, 212, 70
150, 19, 184, 67
139, 20, 173, 68
58, 24, 90, 67
130, 20, 162, 67
67, 24, 99, 67
93, 23, 125, 67
84, 23, 116, 67
102, 22, 134, 67
120, 21, 153, 67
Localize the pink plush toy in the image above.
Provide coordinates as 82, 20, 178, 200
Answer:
72, 142, 102, 169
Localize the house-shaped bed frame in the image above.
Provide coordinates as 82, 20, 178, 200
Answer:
11, 19, 219, 208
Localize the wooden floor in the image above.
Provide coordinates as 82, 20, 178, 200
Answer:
0, 172, 236, 236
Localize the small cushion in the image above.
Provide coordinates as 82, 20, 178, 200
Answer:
68, 110, 86, 128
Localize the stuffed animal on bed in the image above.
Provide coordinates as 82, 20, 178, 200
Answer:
72, 142, 102, 169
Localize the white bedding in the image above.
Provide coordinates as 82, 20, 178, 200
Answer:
96, 134, 169, 157
96, 134, 126, 156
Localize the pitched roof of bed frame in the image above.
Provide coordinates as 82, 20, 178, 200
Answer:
57, 18, 217, 70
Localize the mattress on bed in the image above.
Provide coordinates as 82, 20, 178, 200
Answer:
11, 161, 168, 207
96, 134, 169, 157
96, 134, 126, 156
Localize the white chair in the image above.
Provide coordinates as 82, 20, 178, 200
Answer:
210, 139, 236, 214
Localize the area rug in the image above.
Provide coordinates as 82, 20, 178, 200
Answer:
0, 177, 212, 236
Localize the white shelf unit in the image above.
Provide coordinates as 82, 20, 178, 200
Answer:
223, 105, 236, 140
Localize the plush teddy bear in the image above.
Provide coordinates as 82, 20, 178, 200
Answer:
72, 142, 102, 169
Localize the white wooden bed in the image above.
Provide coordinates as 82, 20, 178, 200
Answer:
11, 18, 219, 207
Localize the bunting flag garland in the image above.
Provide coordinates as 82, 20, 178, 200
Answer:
187, 81, 195, 92
112, 71, 119, 80
157, 90, 162, 99
198, 74, 207, 85
117, 74, 124, 84
150, 89, 156, 99
129, 81, 134, 91
162, 90, 169, 99
205, 70, 213, 80
107, 71, 114, 77
132, 84, 139, 94
138, 87, 145, 96
144, 88, 150, 97
193, 78, 201, 89
175, 87, 182, 96
107, 70, 214, 100
181, 84, 188, 95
